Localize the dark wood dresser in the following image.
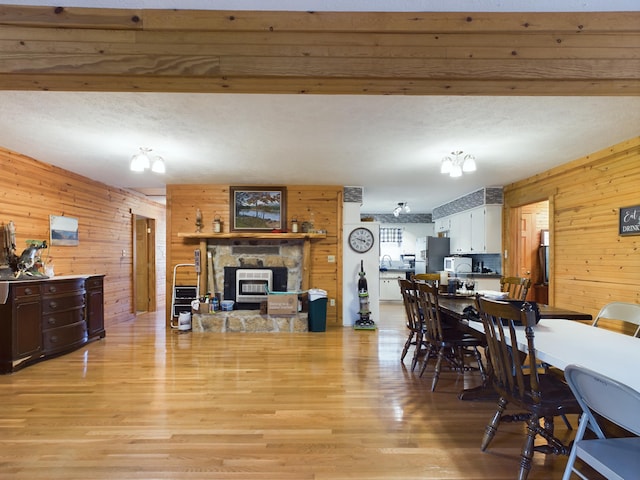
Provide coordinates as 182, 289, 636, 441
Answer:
0, 274, 105, 374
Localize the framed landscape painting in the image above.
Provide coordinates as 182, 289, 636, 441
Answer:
230, 186, 287, 232
50, 215, 79, 246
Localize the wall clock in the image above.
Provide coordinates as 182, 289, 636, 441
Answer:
348, 227, 375, 253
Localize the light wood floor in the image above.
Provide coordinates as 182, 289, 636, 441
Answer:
0, 302, 576, 479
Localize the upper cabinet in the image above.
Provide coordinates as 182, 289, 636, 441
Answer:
435, 217, 450, 234
449, 211, 471, 254
447, 205, 502, 254
472, 205, 502, 254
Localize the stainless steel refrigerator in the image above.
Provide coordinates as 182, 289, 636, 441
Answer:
415, 236, 450, 274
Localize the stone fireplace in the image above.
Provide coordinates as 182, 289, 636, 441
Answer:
207, 238, 303, 303
177, 231, 326, 333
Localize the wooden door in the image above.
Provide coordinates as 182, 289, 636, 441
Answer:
134, 216, 156, 314
519, 213, 535, 301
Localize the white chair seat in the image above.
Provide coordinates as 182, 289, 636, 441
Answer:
576, 437, 640, 480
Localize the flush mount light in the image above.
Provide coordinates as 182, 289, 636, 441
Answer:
130, 147, 151, 172
151, 155, 166, 173
393, 202, 410, 217
440, 150, 477, 178
130, 147, 165, 174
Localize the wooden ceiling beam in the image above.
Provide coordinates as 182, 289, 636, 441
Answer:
1, 74, 636, 96
0, 6, 638, 96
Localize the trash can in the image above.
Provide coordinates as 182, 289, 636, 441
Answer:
308, 288, 328, 332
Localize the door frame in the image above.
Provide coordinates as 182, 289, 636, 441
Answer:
503, 195, 554, 304
132, 214, 157, 314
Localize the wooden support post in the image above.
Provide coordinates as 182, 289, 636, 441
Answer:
302, 238, 311, 290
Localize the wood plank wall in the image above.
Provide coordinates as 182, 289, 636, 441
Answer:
166, 184, 342, 325
0, 147, 166, 326
503, 137, 640, 319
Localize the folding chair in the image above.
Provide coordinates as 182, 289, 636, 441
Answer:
562, 364, 640, 480
591, 302, 640, 337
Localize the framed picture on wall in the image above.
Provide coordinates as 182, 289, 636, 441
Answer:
50, 215, 79, 246
230, 186, 287, 232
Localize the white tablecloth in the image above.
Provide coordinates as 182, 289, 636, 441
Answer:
467, 318, 640, 392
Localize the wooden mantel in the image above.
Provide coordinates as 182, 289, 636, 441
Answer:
177, 232, 327, 291
177, 232, 326, 240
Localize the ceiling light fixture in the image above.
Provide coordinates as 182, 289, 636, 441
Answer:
393, 202, 410, 217
151, 155, 166, 174
130, 147, 165, 174
440, 150, 477, 178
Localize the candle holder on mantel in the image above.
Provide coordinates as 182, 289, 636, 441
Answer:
213, 216, 221, 233
195, 208, 203, 233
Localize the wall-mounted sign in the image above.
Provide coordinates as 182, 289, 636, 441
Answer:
619, 205, 640, 236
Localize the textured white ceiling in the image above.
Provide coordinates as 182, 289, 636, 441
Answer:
1, 92, 639, 212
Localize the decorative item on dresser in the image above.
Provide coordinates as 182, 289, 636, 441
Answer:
0, 274, 105, 374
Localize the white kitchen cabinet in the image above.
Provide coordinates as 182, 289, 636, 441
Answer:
445, 205, 502, 255
449, 211, 472, 254
470, 205, 502, 254
435, 217, 450, 234
379, 273, 403, 301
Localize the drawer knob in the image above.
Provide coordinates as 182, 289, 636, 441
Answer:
25, 288, 32, 295
49, 301, 58, 309
50, 335, 58, 343
49, 286, 57, 293
47, 317, 57, 325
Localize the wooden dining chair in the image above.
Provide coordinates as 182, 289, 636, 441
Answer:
500, 276, 531, 301
411, 273, 441, 284
398, 278, 426, 371
416, 282, 486, 391
591, 301, 640, 336
476, 296, 581, 480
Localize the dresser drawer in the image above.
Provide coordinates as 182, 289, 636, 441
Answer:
42, 322, 87, 354
42, 308, 84, 330
43, 279, 85, 296
85, 276, 104, 289
13, 283, 41, 298
42, 293, 85, 314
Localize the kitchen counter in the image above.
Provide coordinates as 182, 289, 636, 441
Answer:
453, 272, 501, 279
448, 272, 500, 291
379, 267, 415, 273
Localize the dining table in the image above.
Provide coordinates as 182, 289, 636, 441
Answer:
437, 294, 594, 322
436, 294, 595, 400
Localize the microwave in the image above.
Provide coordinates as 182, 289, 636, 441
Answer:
444, 256, 472, 273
